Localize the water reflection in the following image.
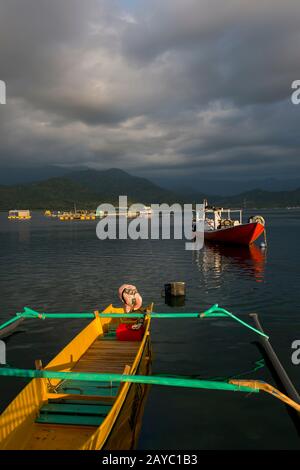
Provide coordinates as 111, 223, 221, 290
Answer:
164, 296, 186, 307
16, 221, 31, 243
194, 243, 266, 283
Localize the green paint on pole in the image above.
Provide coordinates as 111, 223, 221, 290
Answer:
201, 305, 269, 339
0, 367, 259, 394
0, 304, 269, 340
0, 315, 22, 332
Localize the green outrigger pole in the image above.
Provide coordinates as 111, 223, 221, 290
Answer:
1, 367, 300, 413
0, 367, 258, 394
0, 304, 268, 339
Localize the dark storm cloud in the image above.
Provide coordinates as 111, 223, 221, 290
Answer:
0, 0, 299, 183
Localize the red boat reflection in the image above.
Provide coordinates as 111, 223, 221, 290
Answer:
204, 242, 266, 283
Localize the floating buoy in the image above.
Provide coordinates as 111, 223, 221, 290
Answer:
260, 242, 266, 249
164, 282, 186, 298
163, 282, 186, 307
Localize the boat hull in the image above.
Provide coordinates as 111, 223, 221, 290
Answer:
0, 305, 152, 450
103, 338, 152, 450
203, 222, 264, 246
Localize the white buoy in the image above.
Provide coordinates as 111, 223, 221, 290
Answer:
260, 242, 266, 249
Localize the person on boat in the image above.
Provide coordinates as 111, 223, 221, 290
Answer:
118, 284, 144, 330
213, 208, 222, 229
118, 284, 142, 312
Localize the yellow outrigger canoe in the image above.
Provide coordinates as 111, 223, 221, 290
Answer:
1, 303, 300, 450
0, 304, 153, 450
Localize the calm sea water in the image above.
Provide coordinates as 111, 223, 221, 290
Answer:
0, 210, 299, 449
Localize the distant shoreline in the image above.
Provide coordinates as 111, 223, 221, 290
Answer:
1, 206, 300, 214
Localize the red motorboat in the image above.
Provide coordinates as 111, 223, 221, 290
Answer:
195, 201, 266, 246
205, 220, 265, 245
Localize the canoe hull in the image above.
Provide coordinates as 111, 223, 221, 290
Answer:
103, 336, 152, 450
203, 222, 264, 246
0, 305, 152, 450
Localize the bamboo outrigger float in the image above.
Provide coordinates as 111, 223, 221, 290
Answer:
0, 303, 299, 449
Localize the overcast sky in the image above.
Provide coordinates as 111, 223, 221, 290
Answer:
0, 0, 299, 190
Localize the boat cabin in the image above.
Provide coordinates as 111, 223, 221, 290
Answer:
205, 206, 242, 230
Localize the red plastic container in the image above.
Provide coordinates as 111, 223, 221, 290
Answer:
116, 323, 145, 341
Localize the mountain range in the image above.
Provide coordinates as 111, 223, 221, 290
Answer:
0, 168, 300, 210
